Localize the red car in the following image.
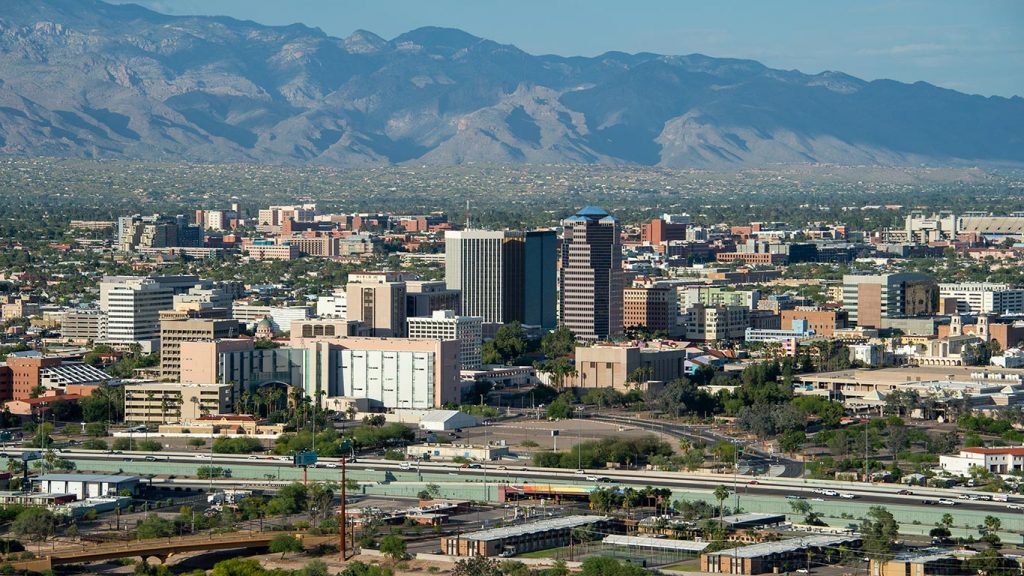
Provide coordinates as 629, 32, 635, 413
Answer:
748, 480, 759, 485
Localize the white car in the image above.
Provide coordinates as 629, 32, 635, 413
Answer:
937, 498, 957, 506
574, 469, 585, 475
399, 462, 411, 470
839, 493, 856, 499
1007, 503, 1024, 511
586, 475, 600, 482
822, 490, 839, 497
323, 462, 338, 469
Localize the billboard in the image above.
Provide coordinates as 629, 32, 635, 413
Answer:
293, 451, 318, 467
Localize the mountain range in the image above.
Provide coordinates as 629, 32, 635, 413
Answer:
0, 0, 1021, 169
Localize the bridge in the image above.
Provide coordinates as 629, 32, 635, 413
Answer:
8, 531, 336, 572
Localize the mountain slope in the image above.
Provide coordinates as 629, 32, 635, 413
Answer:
0, 0, 1020, 168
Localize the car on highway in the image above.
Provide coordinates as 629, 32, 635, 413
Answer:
399, 462, 411, 470
821, 489, 839, 497
575, 469, 585, 475
957, 494, 971, 500
1007, 503, 1024, 511
839, 493, 856, 499
497, 465, 508, 470
897, 489, 913, 495
969, 494, 991, 501
937, 498, 957, 506
785, 495, 805, 500
748, 480, 759, 485
144, 455, 158, 461
586, 475, 600, 482
322, 462, 339, 469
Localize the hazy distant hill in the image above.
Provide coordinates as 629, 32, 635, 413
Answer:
0, 0, 1021, 168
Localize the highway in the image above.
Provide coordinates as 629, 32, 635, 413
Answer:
591, 413, 803, 477
9, 446, 1019, 516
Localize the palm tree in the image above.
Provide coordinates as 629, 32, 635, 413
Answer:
160, 398, 169, 424
239, 391, 251, 415
713, 484, 731, 531
144, 391, 155, 424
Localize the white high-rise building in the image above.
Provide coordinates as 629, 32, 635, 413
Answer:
938, 282, 1024, 315
99, 277, 174, 352
407, 310, 483, 370
445, 230, 506, 323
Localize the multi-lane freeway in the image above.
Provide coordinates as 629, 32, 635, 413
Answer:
8, 446, 1018, 516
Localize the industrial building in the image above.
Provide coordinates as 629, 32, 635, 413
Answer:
32, 474, 140, 500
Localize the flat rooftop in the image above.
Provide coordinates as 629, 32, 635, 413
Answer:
706, 535, 860, 558
796, 366, 1024, 385
462, 515, 609, 542
603, 535, 708, 553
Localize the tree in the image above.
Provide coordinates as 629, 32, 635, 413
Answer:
187, 438, 206, 450
967, 549, 1019, 576
779, 430, 806, 455
579, 556, 648, 576
713, 485, 730, 529
941, 513, 954, 529
12, 507, 56, 545
379, 535, 407, 562
482, 321, 527, 365
860, 506, 898, 561
135, 513, 174, 539
541, 327, 575, 359
269, 533, 302, 558
339, 561, 394, 576
211, 558, 270, 576
452, 555, 502, 576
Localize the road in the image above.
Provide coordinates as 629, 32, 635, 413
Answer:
591, 412, 804, 477
8, 447, 1017, 516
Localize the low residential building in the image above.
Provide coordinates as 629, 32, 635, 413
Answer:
939, 447, 1024, 475
869, 550, 970, 576
441, 515, 612, 557
701, 535, 861, 575
5, 391, 82, 417
124, 381, 231, 424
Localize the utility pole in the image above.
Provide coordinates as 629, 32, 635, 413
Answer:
340, 457, 347, 559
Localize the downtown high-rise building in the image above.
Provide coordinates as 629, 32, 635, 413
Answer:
559, 206, 623, 341
444, 229, 556, 330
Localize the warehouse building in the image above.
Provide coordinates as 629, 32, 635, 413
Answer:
32, 474, 140, 500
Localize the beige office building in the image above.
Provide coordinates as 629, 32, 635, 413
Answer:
345, 272, 408, 337
159, 315, 239, 382
124, 381, 231, 424
566, 343, 688, 390
179, 339, 255, 385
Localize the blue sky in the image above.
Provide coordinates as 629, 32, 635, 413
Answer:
110, 0, 1023, 97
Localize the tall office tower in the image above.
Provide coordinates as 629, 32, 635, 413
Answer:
98, 275, 202, 352
117, 214, 203, 252
407, 310, 484, 370
345, 272, 408, 337
99, 277, 174, 352
444, 229, 556, 329
559, 206, 623, 341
